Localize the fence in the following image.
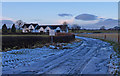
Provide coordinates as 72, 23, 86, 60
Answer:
79, 33, 120, 44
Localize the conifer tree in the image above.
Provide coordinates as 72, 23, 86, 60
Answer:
11, 24, 16, 33
2, 24, 7, 33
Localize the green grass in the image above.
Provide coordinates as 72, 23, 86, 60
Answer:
69, 30, 118, 33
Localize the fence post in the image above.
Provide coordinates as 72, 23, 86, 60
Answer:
118, 33, 120, 44
104, 35, 106, 40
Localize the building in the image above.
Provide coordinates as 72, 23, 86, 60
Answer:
22, 23, 68, 33
22, 23, 38, 33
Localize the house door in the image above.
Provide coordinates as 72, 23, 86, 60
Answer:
40, 31, 43, 34
47, 30, 49, 34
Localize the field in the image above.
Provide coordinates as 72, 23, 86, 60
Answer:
78, 33, 119, 43
69, 30, 118, 33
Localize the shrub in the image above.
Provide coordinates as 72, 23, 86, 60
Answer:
2, 34, 75, 51
11, 24, 16, 33
2, 24, 7, 33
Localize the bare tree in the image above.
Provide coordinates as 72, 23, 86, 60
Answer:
100, 26, 105, 30
72, 24, 81, 32
16, 20, 24, 31
63, 22, 67, 25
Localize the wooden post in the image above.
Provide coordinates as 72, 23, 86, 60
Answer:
118, 33, 120, 44
104, 35, 106, 40
51, 36, 53, 43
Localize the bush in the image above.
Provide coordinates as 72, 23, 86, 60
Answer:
2, 34, 75, 51
2, 24, 7, 33
11, 24, 16, 33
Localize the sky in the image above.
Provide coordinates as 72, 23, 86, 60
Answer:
1, 2, 118, 29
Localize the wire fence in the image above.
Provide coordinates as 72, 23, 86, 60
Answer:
78, 33, 119, 44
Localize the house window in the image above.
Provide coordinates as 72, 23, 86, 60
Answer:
46, 30, 49, 34
30, 29, 33, 32
47, 30, 49, 33
30, 26, 33, 29
56, 30, 60, 33
40, 31, 43, 33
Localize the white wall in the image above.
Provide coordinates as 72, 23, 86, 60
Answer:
28, 25, 35, 30
22, 29, 25, 32
38, 27, 45, 32
45, 26, 51, 32
22, 28, 29, 33
55, 27, 62, 32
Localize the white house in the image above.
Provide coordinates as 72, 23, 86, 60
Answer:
45, 26, 51, 33
22, 24, 68, 33
55, 27, 61, 32
38, 27, 45, 33
22, 23, 38, 33
28, 24, 35, 32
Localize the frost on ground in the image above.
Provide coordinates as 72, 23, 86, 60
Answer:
108, 52, 120, 75
2, 38, 82, 74
2, 36, 119, 74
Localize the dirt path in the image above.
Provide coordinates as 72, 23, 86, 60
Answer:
40, 36, 113, 74
2, 36, 114, 74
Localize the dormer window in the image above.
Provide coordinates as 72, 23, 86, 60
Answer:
30, 26, 32, 29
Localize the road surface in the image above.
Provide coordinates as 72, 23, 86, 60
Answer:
2, 36, 114, 74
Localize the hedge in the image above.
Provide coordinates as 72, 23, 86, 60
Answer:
2, 34, 75, 51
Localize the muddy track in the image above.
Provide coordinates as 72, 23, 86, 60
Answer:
36, 36, 113, 74
3, 36, 114, 74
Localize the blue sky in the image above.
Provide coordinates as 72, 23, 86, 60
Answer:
2, 2, 118, 29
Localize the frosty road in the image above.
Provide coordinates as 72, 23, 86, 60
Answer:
2, 36, 115, 74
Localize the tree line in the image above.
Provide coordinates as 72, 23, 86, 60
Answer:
2, 20, 24, 33
2, 24, 16, 33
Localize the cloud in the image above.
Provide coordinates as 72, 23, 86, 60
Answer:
0, 17, 16, 28
73, 13, 118, 29
58, 18, 74, 24
0, 17, 16, 22
1, 20, 14, 24
58, 13, 73, 17
0, 20, 14, 29
95, 18, 118, 26
81, 18, 118, 29
29, 18, 42, 22
75, 14, 98, 21
0, 17, 16, 25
